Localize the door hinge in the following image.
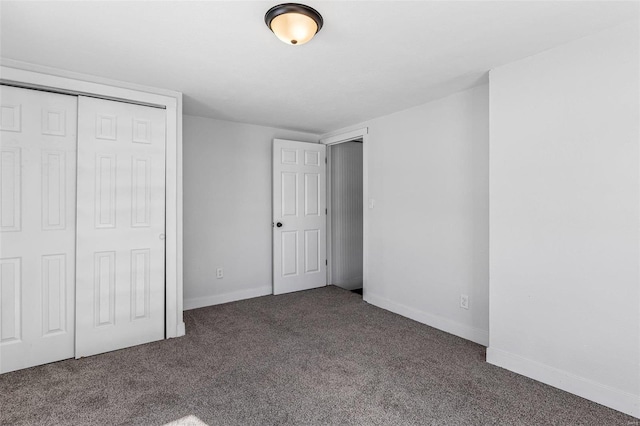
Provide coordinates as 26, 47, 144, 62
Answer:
325, 157, 327, 164
325, 208, 327, 215
326, 259, 328, 265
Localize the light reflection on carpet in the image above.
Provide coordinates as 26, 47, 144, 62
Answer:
163, 414, 209, 426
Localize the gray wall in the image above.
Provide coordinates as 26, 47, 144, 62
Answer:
183, 115, 319, 308
325, 84, 490, 345
330, 142, 363, 290
488, 22, 639, 417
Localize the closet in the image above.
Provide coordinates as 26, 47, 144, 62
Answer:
0, 85, 167, 373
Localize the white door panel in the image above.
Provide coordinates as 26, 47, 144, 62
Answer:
273, 139, 326, 295
76, 96, 165, 358
0, 86, 77, 373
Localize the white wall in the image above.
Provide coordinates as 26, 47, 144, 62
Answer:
488, 21, 639, 418
325, 84, 490, 345
183, 115, 319, 309
330, 141, 363, 290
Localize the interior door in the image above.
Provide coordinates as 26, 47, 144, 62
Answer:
0, 86, 77, 373
75, 96, 166, 358
273, 139, 326, 295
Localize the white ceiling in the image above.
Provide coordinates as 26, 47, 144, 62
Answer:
1, 1, 637, 134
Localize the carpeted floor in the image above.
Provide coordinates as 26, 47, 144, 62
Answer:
0, 286, 635, 425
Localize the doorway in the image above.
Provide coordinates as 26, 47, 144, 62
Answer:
327, 138, 363, 295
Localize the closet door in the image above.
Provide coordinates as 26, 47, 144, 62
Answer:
0, 86, 77, 373
76, 96, 166, 358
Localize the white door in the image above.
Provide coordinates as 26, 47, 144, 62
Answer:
273, 139, 327, 295
76, 96, 166, 358
0, 86, 77, 373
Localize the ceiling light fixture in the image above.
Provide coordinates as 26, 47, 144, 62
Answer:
265, 3, 323, 46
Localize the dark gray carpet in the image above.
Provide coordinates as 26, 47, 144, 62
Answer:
0, 286, 634, 425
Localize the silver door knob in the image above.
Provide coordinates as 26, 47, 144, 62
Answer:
159, 234, 166, 240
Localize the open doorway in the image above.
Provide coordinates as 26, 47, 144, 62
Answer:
327, 138, 363, 296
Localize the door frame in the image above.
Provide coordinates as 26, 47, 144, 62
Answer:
0, 59, 185, 339
320, 128, 368, 299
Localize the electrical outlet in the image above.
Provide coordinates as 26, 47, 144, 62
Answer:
460, 294, 469, 310
216, 268, 223, 279
368, 198, 375, 209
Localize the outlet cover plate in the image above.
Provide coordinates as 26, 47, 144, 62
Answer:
460, 294, 469, 309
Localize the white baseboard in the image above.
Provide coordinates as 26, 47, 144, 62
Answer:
184, 285, 272, 310
364, 292, 489, 346
487, 347, 640, 418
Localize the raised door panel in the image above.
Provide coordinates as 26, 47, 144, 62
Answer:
96, 115, 117, 140
94, 154, 117, 229
93, 251, 116, 327
0, 105, 21, 132
42, 151, 67, 230
130, 249, 150, 320
41, 109, 66, 136
281, 231, 298, 277
131, 157, 151, 227
304, 173, 320, 216
281, 172, 298, 217
132, 119, 151, 144
304, 230, 320, 273
42, 254, 67, 336
0, 258, 21, 343
281, 148, 297, 165
304, 150, 319, 166
0, 147, 21, 232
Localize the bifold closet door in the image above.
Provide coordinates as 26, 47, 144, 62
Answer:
76, 96, 166, 358
0, 86, 77, 373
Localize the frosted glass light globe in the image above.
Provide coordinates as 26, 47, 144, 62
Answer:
270, 12, 318, 45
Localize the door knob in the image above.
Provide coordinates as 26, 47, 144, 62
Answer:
276, 222, 283, 228
159, 234, 166, 240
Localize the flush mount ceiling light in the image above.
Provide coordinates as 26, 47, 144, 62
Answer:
265, 3, 323, 46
